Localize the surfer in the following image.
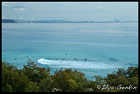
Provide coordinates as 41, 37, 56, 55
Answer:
74, 58, 77, 60
65, 53, 68, 55
85, 58, 87, 61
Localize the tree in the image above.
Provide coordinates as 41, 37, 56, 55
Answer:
127, 66, 138, 78
52, 69, 89, 92
23, 59, 50, 83
2, 62, 39, 92
2, 61, 138, 92
39, 76, 53, 92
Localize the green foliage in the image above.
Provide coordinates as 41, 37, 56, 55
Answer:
94, 76, 106, 85
105, 66, 138, 92
52, 69, 89, 92
127, 66, 138, 78
2, 62, 39, 92
6, 84, 13, 92
39, 76, 53, 92
116, 68, 127, 76
23, 59, 50, 83
2, 61, 138, 92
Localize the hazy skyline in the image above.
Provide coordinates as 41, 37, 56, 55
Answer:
2, 2, 138, 21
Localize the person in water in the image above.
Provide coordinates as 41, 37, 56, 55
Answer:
85, 58, 87, 61
74, 58, 77, 60
65, 53, 68, 55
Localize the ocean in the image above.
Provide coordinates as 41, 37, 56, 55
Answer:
2, 23, 138, 80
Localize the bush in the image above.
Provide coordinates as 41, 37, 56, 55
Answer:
2, 62, 39, 92
2, 61, 138, 92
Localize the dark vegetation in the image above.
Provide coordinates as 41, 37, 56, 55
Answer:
2, 60, 138, 92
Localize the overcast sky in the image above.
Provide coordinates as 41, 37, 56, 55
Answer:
2, 2, 138, 21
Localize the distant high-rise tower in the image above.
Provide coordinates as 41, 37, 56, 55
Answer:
114, 18, 120, 22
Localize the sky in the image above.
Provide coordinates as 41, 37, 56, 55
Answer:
2, 2, 138, 21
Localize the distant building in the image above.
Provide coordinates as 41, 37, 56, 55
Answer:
114, 18, 120, 22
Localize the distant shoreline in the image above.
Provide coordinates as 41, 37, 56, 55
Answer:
2, 22, 138, 23
2, 19, 138, 23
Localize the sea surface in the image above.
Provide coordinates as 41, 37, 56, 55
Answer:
2, 23, 138, 80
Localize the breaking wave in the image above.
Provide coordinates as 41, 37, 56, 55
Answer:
37, 58, 122, 69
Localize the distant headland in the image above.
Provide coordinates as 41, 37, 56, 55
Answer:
2, 19, 138, 23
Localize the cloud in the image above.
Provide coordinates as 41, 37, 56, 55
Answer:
19, 17, 24, 20
12, 8, 24, 11
2, 2, 26, 9
2, 2, 9, 7
2, 16, 6, 19
97, 5, 104, 10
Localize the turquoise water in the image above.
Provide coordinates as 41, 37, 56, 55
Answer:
2, 23, 138, 80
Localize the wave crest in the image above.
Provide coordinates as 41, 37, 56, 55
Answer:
37, 58, 121, 69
